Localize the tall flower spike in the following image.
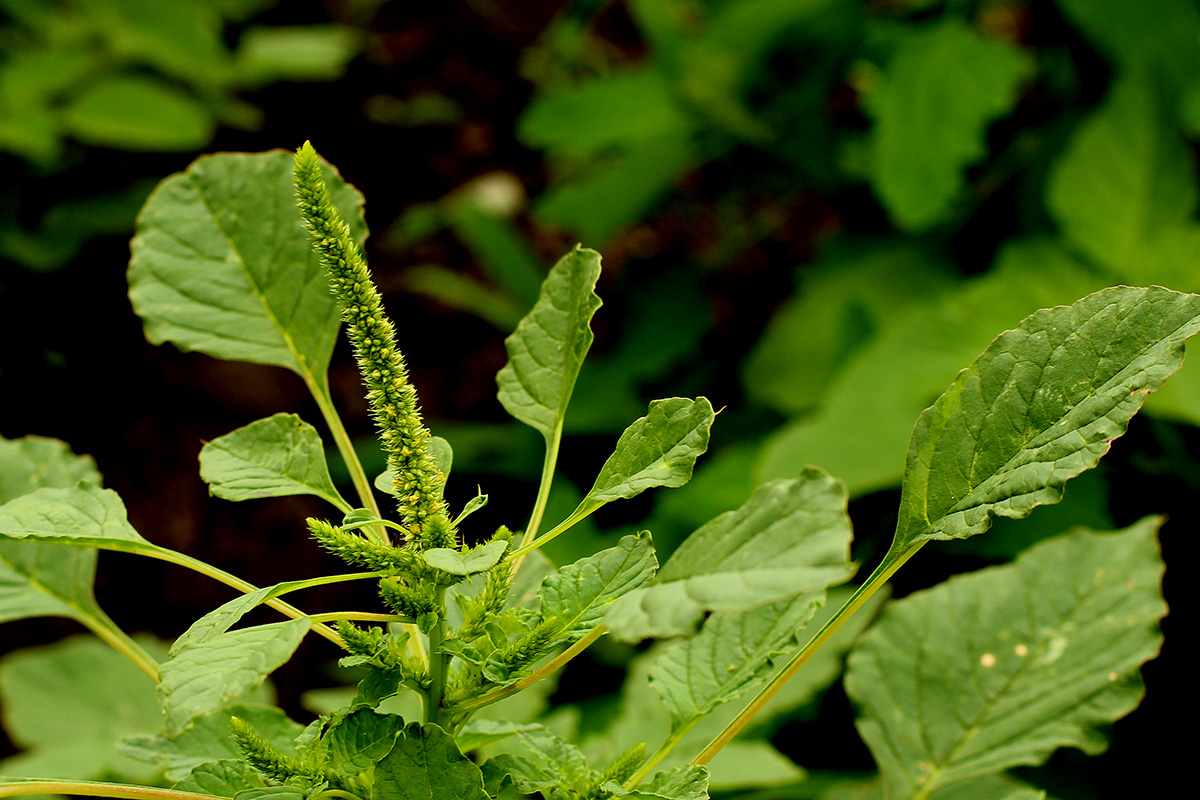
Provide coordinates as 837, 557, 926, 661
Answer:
293, 141, 454, 548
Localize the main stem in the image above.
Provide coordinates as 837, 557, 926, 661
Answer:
0, 781, 225, 800
425, 585, 450, 727
688, 541, 924, 768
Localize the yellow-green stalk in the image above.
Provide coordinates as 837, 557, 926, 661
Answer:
293, 141, 454, 550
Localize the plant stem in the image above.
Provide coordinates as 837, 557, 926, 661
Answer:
308, 378, 386, 544
0, 780, 225, 800
688, 541, 924, 767
425, 585, 450, 727
523, 426, 563, 549
308, 611, 413, 625
78, 608, 160, 682
451, 624, 605, 714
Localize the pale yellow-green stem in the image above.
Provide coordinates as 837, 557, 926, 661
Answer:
0, 781, 224, 800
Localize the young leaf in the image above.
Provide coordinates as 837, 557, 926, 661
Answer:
372, 722, 490, 800
128, 150, 364, 382
604, 470, 854, 641
172, 759, 264, 796
846, 519, 1166, 800
649, 592, 826, 730
497, 245, 602, 440
894, 286, 1200, 551
199, 414, 347, 510
324, 708, 403, 781
158, 618, 311, 735
422, 539, 508, 576
536, 532, 657, 642
578, 397, 714, 510
0, 436, 103, 625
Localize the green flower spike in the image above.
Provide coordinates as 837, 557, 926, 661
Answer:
293, 141, 454, 549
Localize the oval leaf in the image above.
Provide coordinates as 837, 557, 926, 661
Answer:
604, 470, 854, 642
895, 286, 1200, 550
373, 722, 490, 800
846, 519, 1166, 799
199, 414, 346, 509
128, 150, 365, 382
497, 246, 602, 440
423, 540, 509, 576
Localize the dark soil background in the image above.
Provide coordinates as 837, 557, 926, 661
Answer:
1, 2, 1196, 798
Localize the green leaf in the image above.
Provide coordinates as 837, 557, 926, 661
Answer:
846, 520, 1166, 799
233, 25, 359, 86
1047, 69, 1197, 274
199, 414, 346, 509
0, 635, 165, 783
578, 397, 715, 510
621, 765, 710, 800
173, 760, 262, 796
863, 19, 1031, 231
324, 708, 403, 781
894, 286, 1200, 550
373, 722, 490, 800
236, 787, 306, 800
0, 436, 103, 625
423, 540, 509, 576
120, 703, 302, 782
158, 618, 312, 736
60, 75, 215, 151
537, 532, 657, 642
650, 592, 827, 730
604, 470, 854, 641
172, 759, 264, 796
128, 150, 365, 383
497, 245, 602, 440
758, 238, 1107, 497
0, 484, 155, 550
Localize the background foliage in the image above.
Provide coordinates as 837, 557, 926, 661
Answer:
1, 0, 1197, 798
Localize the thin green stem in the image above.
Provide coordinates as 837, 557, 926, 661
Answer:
509, 505, 590, 560
0, 780, 225, 800
77, 608, 160, 682
687, 542, 924, 768
625, 722, 695, 790
450, 624, 605, 714
425, 585, 450, 727
308, 377, 386, 544
309, 611, 413, 625
522, 426, 563, 548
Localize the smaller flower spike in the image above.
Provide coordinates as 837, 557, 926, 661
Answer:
293, 141, 454, 548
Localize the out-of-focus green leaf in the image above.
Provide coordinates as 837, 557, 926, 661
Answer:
199, 414, 346, 509
373, 722, 490, 800
604, 470, 853, 641
497, 246, 602, 440
120, 703, 299, 782
863, 19, 1030, 231
129, 151, 364, 385
1047, 70, 1197, 274
78, 0, 227, 83
846, 520, 1165, 799
0, 635, 166, 782
158, 618, 311, 736
233, 26, 359, 86
172, 759, 263, 795
61, 75, 215, 151
759, 238, 1106, 496
744, 242, 954, 414
537, 532, 657, 642
894, 286, 1200, 549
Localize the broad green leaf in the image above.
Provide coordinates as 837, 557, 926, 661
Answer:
505, 727, 591, 793
497, 246, 602, 439
926, 775, 1048, 800
846, 520, 1166, 799
60, 75, 215, 151
324, 708, 403, 780
537, 532, 657, 642
650, 592, 826, 729
236, 787, 306, 800
128, 150, 364, 383
757, 239, 1109, 496
422, 540, 508, 576
456, 720, 544, 753
604, 470, 853, 641
199, 414, 346, 509
578, 397, 714, 510
120, 703, 302, 781
0, 635, 166, 783
158, 618, 311, 735
1047, 70, 1197, 274
621, 765, 710, 800
894, 286, 1200, 549
373, 722, 490, 800
173, 759, 264, 796
233, 25, 359, 86
0, 436, 102, 625
863, 19, 1031, 231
